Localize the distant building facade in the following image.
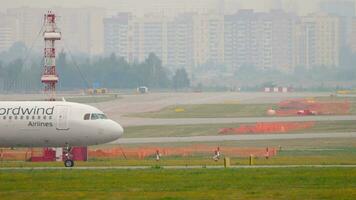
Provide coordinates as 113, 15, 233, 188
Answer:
0, 5, 346, 74
350, 18, 356, 53
0, 13, 19, 53
294, 13, 340, 68
6, 7, 44, 50
167, 14, 194, 72
5, 7, 105, 55
103, 10, 342, 73
104, 13, 133, 61
192, 13, 225, 68
54, 7, 105, 55
224, 10, 296, 72
104, 13, 171, 65
319, 0, 355, 48
103, 12, 224, 72
139, 14, 169, 65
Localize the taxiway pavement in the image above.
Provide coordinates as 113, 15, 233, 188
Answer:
112, 132, 356, 144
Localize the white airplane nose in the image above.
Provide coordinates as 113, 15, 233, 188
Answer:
98, 120, 124, 144
110, 121, 124, 140
117, 124, 124, 137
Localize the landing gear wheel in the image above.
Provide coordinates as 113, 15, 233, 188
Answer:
63, 144, 74, 168
64, 159, 74, 167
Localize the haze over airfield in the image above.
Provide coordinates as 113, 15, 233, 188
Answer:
0, 0, 320, 15
1, 0, 354, 89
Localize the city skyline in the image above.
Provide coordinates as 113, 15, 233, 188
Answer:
0, 0, 329, 15
0, 0, 355, 77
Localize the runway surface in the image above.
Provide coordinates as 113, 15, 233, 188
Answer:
112, 132, 356, 144
1, 165, 356, 170
88, 92, 334, 124
120, 115, 356, 127
1, 92, 348, 127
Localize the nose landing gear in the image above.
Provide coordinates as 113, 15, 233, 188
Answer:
64, 159, 74, 167
63, 146, 74, 167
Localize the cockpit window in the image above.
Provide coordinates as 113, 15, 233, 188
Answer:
91, 113, 107, 120
91, 114, 99, 120
84, 113, 90, 120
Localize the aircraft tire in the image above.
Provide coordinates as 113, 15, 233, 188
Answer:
64, 159, 74, 167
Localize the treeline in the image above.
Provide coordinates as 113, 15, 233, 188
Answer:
0, 43, 191, 91
58, 52, 190, 90
0, 59, 43, 91
2, 42, 356, 92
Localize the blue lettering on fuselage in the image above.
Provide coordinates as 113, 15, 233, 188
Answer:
0, 107, 54, 116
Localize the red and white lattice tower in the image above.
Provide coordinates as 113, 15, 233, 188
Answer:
41, 11, 61, 101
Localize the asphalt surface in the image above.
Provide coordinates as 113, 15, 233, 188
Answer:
112, 132, 356, 144
1, 92, 346, 127
120, 115, 356, 127
94, 92, 332, 116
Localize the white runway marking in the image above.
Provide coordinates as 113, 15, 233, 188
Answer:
112, 132, 356, 144
121, 115, 356, 127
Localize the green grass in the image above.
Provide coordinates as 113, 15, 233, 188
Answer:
350, 103, 356, 115
123, 120, 356, 138
128, 96, 356, 118
2, 147, 356, 167
128, 104, 277, 118
2, 155, 356, 168
0, 168, 356, 200
112, 137, 356, 149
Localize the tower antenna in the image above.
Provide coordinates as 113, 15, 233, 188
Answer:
41, 11, 61, 101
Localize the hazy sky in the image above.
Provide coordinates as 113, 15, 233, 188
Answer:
0, 0, 327, 15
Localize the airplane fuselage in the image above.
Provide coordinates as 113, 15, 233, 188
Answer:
0, 101, 123, 148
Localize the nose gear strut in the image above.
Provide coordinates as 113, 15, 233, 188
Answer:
63, 145, 74, 167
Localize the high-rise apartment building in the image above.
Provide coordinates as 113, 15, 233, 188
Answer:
54, 7, 105, 55
350, 18, 356, 53
350, 17, 356, 53
192, 13, 224, 67
103, 9, 341, 74
6, 7, 105, 55
167, 14, 194, 72
104, 12, 224, 72
7, 7, 44, 51
132, 14, 169, 64
224, 10, 296, 72
224, 10, 256, 71
104, 13, 170, 65
270, 10, 297, 71
0, 13, 19, 53
320, 0, 355, 48
295, 13, 340, 68
104, 13, 133, 61
142, 14, 169, 65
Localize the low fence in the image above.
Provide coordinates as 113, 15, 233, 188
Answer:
0, 147, 87, 162
0, 146, 278, 161
89, 145, 278, 159
0, 148, 31, 161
